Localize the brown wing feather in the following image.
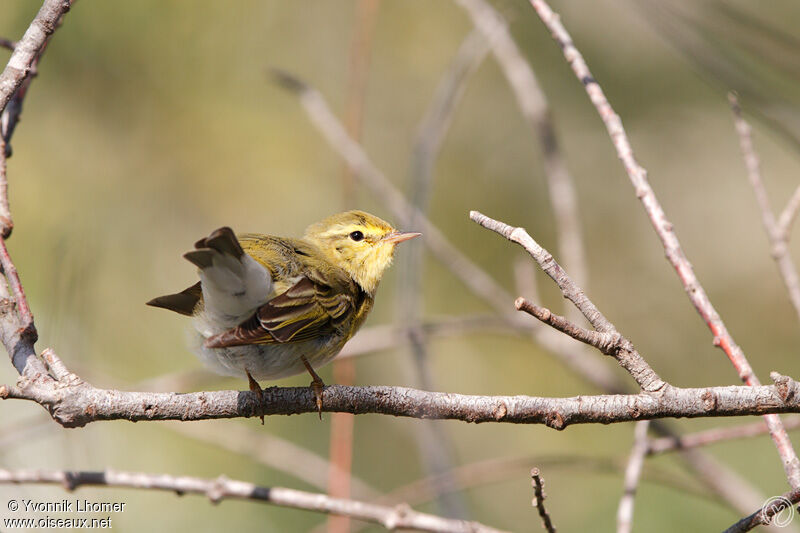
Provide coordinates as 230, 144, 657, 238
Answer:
204, 276, 353, 348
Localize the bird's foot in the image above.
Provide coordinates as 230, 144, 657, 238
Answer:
301, 355, 325, 420
246, 370, 265, 425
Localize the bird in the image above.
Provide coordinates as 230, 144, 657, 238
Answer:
147, 210, 421, 420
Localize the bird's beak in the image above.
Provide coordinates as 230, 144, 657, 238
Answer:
383, 231, 422, 244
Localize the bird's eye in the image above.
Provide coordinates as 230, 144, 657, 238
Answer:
349, 231, 364, 242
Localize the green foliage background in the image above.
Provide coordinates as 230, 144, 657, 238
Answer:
0, 1, 799, 531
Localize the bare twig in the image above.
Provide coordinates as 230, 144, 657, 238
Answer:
471, 211, 664, 392
515, 298, 623, 356
0, 0, 71, 114
0, 0, 72, 236
729, 93, 800, 324
724, 488, 800, 533
527, 0, 800, 490
0, 468, 504, 533
5, 349, 800, 427
456, 0, 588, 306
531, 468, 556, 533
401, 27, 490, 521
648, 417, 800, 455
778, 186, 800, 241
617, 420, 650, 533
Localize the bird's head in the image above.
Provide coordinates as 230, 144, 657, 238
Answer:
304, 210, 420, 295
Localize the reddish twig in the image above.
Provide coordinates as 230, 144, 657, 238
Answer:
0, 1, 72, 237
531, 467, 557, 533
329, 4, 381, 531
527, 0, 800, 490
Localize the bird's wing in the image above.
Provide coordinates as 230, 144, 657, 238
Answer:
204, 275, 355, 348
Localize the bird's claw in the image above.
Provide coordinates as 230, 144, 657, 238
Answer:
246, 370, 265, 425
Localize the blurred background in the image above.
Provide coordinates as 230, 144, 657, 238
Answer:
0, 0, 799, 531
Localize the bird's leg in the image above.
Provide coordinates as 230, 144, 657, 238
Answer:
301, 355, 325, 419
246, 369, 265, 425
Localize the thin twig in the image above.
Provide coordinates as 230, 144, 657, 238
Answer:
456, 0, 588, 310
648, 417, 800, 455
724, 487, 800, 533
527, 0, 800, 490
0, 468, 505, 533
0, 1, 72, 237
531, 468, 557, 533
729, 93, 800, 325
617, 420, 650, 533
515, 298, 622, 356
471, 210, 665, 392
778, 186, 800, 241
402, 27, 489, 521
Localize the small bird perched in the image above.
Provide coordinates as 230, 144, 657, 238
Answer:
147, 210, 420, 419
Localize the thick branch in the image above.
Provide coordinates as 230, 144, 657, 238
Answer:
0, 468, 504, 533
4, 351, 800, 428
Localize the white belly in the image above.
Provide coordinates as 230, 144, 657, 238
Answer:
188, 324, 343, 381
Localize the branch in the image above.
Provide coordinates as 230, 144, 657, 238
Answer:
515, 298, 622, 355
0, 0, 71, 114
724, 489, 800, 533
0, 468, 505, 533
5, 349, 800, 427
729, 93, 800, 325
456, 0, 588, 303
647, 417, 800, 455
399, 27, 489, 522
616, 421, 650, 533
527, 0, 800, 490
471, 211, 664, 392
530, 468, 556, 533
